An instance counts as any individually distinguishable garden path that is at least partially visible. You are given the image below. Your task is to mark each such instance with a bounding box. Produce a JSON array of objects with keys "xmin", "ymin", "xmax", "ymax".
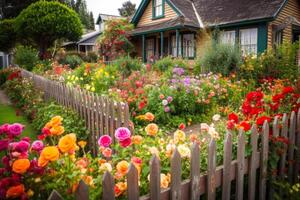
[{"xmin": 0, "ymin": 90, "xmax": 11, "ymax": 105}]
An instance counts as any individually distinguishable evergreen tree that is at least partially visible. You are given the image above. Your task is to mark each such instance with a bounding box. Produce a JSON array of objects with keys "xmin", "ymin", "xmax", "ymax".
[
  {"xmin": 89, "ymin": 12, "xmax": 95, "ymax": 30},
  {"xmin": 118, "ymin": 1, "xmax": 136, "ymax": 17}
]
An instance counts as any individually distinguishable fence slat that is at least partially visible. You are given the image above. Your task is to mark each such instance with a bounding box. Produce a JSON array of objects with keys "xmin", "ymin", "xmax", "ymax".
[
  {"xmin": 150, "ymin": 155, "xmax": 160, "ymax": 200},
  {"xmin": 102, "ymin": 171, "xmax": 115, "ymax": 200},
  {"xmin": 127, "ymin": 164, "xmax": 139, "ymax": 200},
  {"xmin": 248, "ymin": 125, "xmax": 258, "ymax": 200},
  {"xmin": 259, "ymin": 121, "xmax": 269, "ymax": 200},
  {"xmin": 171, "ymin": 148, "xmax": 182, "ymax": 200},
  {"xmin": 47, "ymin": 190, "xmax": 63, "ymax": 200},
  {"xmin": 236, "ymin": 129, "xmax": 245, "ymax": 200},
  {"xmin": 279, "ymin": 114, "xmax": 288, "ymax": 178},
  {"xmin": 75, "ymin": 180, "xmax": 89, "ymax": 200},
  {"xmin": 222, "ymin": 131, "xmax": 232, "ymax": 200},
  {"xmin": 294, "ymin": 109, "xmax": 300, "ymax": 183},
  {"xmin": 191, "ymin": 142, "xmax": 200, "ymax": 200},
  {"xmin": 288, "ymin": 111, "xmax": 296, "ymax": 183},
  {"xmin": 207, "ymin": 138, "xmax": 216, "ymax": 200}
]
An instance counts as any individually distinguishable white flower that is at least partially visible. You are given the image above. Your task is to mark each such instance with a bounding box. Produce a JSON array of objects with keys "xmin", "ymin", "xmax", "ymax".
[
  {"xmin": 99, "ymin": 163, "xmax": 112, "ymax": 172},
  {"xmin": 177, "ymin": 144, "xmax": 191, "ymax": 158},
  {"xmin": 162, "ymin": 99, "xmax": 168, "ymax": 106},
  {"xmin": 200, "ymin": 123, "xmax": 209, "ymax": 132},
  {"xmin": 212, "ymin": 114, "xmax": 221, "ymax": 122}
]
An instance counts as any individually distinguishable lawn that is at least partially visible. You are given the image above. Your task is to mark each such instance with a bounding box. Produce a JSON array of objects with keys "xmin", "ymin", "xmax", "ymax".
[{"xmin": 0, "ymin": 103, "xmax": 37, "ymax": 139}]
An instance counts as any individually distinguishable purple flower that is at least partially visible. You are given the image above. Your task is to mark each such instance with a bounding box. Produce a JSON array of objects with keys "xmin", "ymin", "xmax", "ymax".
[
  {"xmin": 173, "ymin": 67, "xmax": 185, "ymax": 76},
  {"xmin": 162, "ymin": 99, "xmax": 168, "ymax": 106},
  {"xmin": 115, "ymin": 127, "xmax": 131, "ymax": 142},
  {"xmin": 15, "ymin": 141, "xmax": 30, "ymax": 153},
  {"xmin": 164, "ymin": 106, "xmax": 170, "ymax": 113},
  {"xmin": 167, "ymin": 96, "xmax": 173, "ymax": 103},
  {"xmin": 98, "ymin": 135, "xmax": 112, "ymax": 147},
  {"xmin": 183, "ymin": 77, "xmax": 191, "ymax": 86},
  {"xmin": 8, "ymin": 123, "xmax": 24, "ymax": 137},
  {"xmin": 0, "ymin": 140, "xmax": 9, "ymax": 151},
  {"xmin": 31, "ymin": 140, "xmax": 44, "ymax": 152}
]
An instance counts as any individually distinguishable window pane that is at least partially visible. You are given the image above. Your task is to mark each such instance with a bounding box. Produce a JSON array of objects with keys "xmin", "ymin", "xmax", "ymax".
[
  {"xmin": 183, "ymin": 34, "xmax": 195, "ymax": 58},
  {"xmin": 240, "ymin": 28, "xmax": 258, "ymax": 55},
  {"xmin": 220, "ymin": 31, "xmax": 236, "ymax": 45}
]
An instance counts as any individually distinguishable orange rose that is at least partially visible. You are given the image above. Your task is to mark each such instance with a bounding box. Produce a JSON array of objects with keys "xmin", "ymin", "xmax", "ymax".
[
  {"xmin": 38, "ymin": 156, "xmax": 49, "ymax": 167},
  {"xmin": 102, "ymin": 148, "xmax": 112, "ymax": 158},
  {"xmin": 145, "ymin": 112, "xmax": 155, "ymax": 121},
  {"xmin": 50, "ymin": 126, "xmax": 65, "ymax": 136},
  {"xmin": 58, "ymin": 133, "xmax": 77, "ymax": 153},
  {"xmin": 115, "ymin": 182, "xmax": 127, "ymax": 197},
  {"xmin": 38, "ymin": 146, "xmax": 60, "ymax": 167},
  {"xmin": 12, "ymin": 159, "xmax": 30, "ymax": 174},
  {"xmin": 145, "ymin": 123, "xmax": 159, "ymax": 136},
  {"xmin": 131, "ymin": 135, "xmax": 143, "ymax": 145},
  {"xmin": 50, "ymin": 116, "xmax": 63, "ymax": 127},
  {"xmin": 6, "ymin": 184, "xmax": 25, "ymax": 198},
  {"xmin": 116, "ymin": 161, "xmax": 129, "ymax": 175}
]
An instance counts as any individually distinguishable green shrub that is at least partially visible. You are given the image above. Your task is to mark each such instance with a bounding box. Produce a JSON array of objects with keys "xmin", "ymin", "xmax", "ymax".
[
  {"xmin": 153, "ymin": 57, "xmax": 189, "ymax": 72},
  {"xmin": 114, "ymin": 56, "xmax": 141, "ymax": 77},
  {"xmin": 32, "ymin": 60, "xmax": 52, "ymax": 74},
  {"xmin": 60, "ymin": 55, "xmax": 83, "ymax": 69},
  {"xmin": 82, "ymin": 52, "xmax": 98, "ymax": 63},
  {"xmin": 14, "ymin": 45, "xmax": 38, "ymax": 71},
  {"xmin": 0, "ymin": 68, "xmax": 15, "ymax": 86},
  {"xmin": 195, "ymin": 42, "xmax": 242, "ymax": 76},
  {"xmin": 0, "ymin": 19, "xmax": 17, "ymax": 53}
]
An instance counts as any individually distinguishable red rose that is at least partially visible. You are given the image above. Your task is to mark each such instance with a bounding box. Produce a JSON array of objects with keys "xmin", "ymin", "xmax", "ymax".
[
  {"xmin": 239, "ymin": 121, "xmax": 251, "ymax": 131},
  {"xmin": 272, "ymin": 94, "xmax": 284, "ymax": 102},
  {"xmin": 256, "ymin": 116, "xmax": 271, "ymax": 126},
  {"xmin": 119, "ymin": 137, "xmax": 131, "ymax": 148},
  {"xmin": 228, "ymin": 113, "xmax": 239, "ymax": 124},
  {"xmin": 246, "ymin": 91, "xmax": 263, "ymax": 102},
  {"xmin": 178, "ymin": 123, "xmax": 185, "ymax": 130},
  {"xmin": 227, "ymin": 121, "xmax": 235, "ymax": 130},
  {"xmin": 282, "ymin": 86, "xmax": 294, "ymax": 95},
  {"xmin": 138, "ymin": 101, "xmax": 146, "ymax": 110}
]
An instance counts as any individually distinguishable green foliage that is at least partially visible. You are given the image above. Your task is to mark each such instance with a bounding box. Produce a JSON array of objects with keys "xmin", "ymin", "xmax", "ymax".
[
  {"xmin": 14, "ymin": 45, "xmax": 39, "ymax": 71},
  {"xmin": 97, "ymin": 19, "xmax": 134, "ymax": 59},
  {"xmin": 32, "ymin": 59, "xmax": 52, "ymax": 74},
  {"xmin": 82, "ymin": 52, "xmax": 98, "ymax": 63},
  {"xmin": 0, "ymin": 68, "xmax": 15, "ymax": 86},
  {"xmin": 240, "ymin": 42, "xmax": 300, "ymax": 80},
  {"xmin": 60, "ymin": 55, "xmax": 83, "ymax": 69},
  {"xmin": 118, "ymin": 1, "xmax": 136, "ymax": 17},
  {"xmin": 15, "ymin": 1, "xmax": 83, "ymax": 59},
  {"xmin": 153, "ymin": 57, "xmax": 190, "ymax": 72},
  {"xmin": 0, "ymin": 19, "xmax": 17, "ymax": 53},
  {"xmin": 195, "ymin": 42, "xmax": 242, "ymax": 76},
  {"xmin": 114, "ymin": 56, "xmax": 141, "ymax": 77}
]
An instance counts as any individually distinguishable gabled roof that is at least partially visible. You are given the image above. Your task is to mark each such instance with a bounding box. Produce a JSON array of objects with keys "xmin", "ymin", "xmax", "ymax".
[
  {"xmin": 96, "ymin": 13, "xmax": 123, "ymax": 25},
  {"xmin": 131, "ymin": 0, "xmax": 288, "ymax": 28},
  {"xmin": 77, "ymin": 31, "xmax": 101, "ymax": 44}
]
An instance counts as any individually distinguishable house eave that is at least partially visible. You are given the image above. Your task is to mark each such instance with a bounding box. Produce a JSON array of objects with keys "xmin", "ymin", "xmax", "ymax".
[{"xmin": 208, "ymin": 17, "xmax": 274, "ymax": 28}]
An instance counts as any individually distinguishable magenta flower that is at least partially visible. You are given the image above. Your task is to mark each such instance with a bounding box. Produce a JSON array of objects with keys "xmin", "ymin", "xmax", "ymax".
[
  {"xmin": 31, "ymin": 140, "xmax": 44, "ymax": 152},
  {"xmin": 115, "ymin": 127, "xmax": 131, "ymax": 141},
  {"xmin": 119, "ymin": 137, "xmax": 131, "ymax": 148},
  {"xmin": 167, "ymin": 96, "xmax": 173, "ymax": 103},
  {"xmin": 21, "ymin": 137, "xmax": 31, "ymax": 143},
  {"xmin": 0, "ymin": 124, "xmax": 9, "ymax": 134},
  {"xmin": 98, "ymin": 135, "xmax": 112, "ymax": 147},
  {"xmin": 8, "ymin": 123, "xmax": 24, "ymax": 137},
  {"xmin": 15, "ymin": 141, "xmax": 30, "ymax": 153},
  {"xmin": 164, "ymin": 106, "xmax": 170, "ymax": 113},
  {"xmin": 0, "ymin": 140, "xmax": 9, "ymax": 151}
]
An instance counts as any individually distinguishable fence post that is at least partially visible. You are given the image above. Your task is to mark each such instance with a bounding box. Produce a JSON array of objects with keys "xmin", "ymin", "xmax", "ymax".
[
  {"xmin": 279, "ymin": 114, "xmax": 289, "ymax": 179},
  {"xmin": 127, "ymin": 164, "xmax": 139, "ymax": 200},
  {"xmin": 294, "ymin": 109, "xmax": 300, "ymax": 183},
  {"xmin": 75, "ymin": 180, "xmax": 89, "ymax": 200},
  {"xmin": 171, "ymin": 148, "xmax": 182, "ymax": 200},
  {"xmin": 47, "ymin": 190, "xmax": 63, "ymax": 200},
  {"xmin": 236, "ymin": 129, "xmax": 245, "ymax": 200},
  {"xmin": 191, "ymin": 142, "xmax": 200, "ymax": 200},
  {"xmin": 150, "ymin": 155, "xmax": 160, "ymax": 200},
  {"xmin": 288, "ymin": 111, "xmax": 296, "ymax": 183},
  {"xmin": 207, "ymin": 138, "xmax": 216, "ymax": 200},
  {"xmin": 248, "ymin": 125, "xmax": 258, "ymax": 200},
  {"xmin": 259, "ymin": 121, "xmax": 269, "ymax": 200},
  {"xmin": 102, "ymin": 171, "xmax": 115, "ymax": 200},
  {"xmin": 222, "ymin": 131, "xmax": 232, "ymax": 200}
]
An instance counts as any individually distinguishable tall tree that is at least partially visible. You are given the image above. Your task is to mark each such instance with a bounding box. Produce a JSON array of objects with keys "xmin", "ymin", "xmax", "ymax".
[
  {"xmin": 89, "ymin": 12, "xmax": 95, "ymax": 30},
  {"xmin": 118, "ymin": 1, "xmax": 136, "ymax": 17},
  {"xmin": 15, "ymin": 1, "xmax": 83, "ymax": 59}
]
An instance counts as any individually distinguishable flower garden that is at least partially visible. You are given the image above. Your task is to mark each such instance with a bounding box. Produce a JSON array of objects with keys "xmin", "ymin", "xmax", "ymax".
[{"xmin": 0, "ymin": 51, "xmax": 300, "ymax": 199}]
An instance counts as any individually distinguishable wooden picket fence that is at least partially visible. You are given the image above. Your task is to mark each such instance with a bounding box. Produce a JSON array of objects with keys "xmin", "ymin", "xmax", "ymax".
[
  {"xmin": 19, "ymin": 69, "xmax": 130, "ymax": 155},
  {"xmin": 45, "ymin": 110, "xmax": 300, "ymax": 200}
]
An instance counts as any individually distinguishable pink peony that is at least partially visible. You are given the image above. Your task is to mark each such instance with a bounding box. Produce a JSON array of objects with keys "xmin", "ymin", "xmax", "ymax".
[
  {"xmin": 119, "ymin": 137, "xmax": 131, "ymax": 148},
  {"xmin": 115, "ymin": 127, "xmax": 131, "ymax": 142},
  {"xmin": 8, "ymin": 123, "xmax": 24, "ymax": 137},
  {"xmin": 0, "ymin": 124, "xmax": 9, "ymax": 134},
  {"xmin": 0, "ymin": 140, "xmax": 9, "ymax": 151},
  {"xmin": 21, "ymin": 137, "xmax": 30, "ymax": 143},
  {"xmin": 98, "ymin": 135, "xmax": 112, "ymax": 147},
  {"xmin": 31, "ymin": 140, "xmax": 44, "ymax": 152},
  {"xmin": 15, "ymin": 141, "xmax": 30, "ymax": 153}
]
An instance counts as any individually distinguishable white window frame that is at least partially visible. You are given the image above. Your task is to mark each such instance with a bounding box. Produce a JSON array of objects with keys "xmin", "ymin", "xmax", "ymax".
[
  {"xmin": 146, "ymin": 38, "xmax": 155, "ymax": 60},
  {"xmin": 171, "ymin": 35, "xmax": 182, "ymax": 57},
  {"xmin": 220, "ymin": 30, "xmax": 236, "ymax": 46},
  {"xmin": 153, "ymin": 0, "xmax": 163, "ymax": 18},
  {"xmin": 182, "ymin": 34, "xmax": 195, "ymax": 58},
  {"xmin": 239, "ymin": 28, "xmax": 258, "ymax": 55}
]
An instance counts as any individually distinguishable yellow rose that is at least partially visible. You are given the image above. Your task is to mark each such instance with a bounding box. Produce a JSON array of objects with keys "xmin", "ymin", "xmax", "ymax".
[
  {"xmin": 50, "ymin": 126, "xmax": 65, "ymax": 136},
  {"xmin": 116, "ymin": 160, "xmax": 129, "ymax": 175},
  {"xmin": 173, "ymin": 130, "xmax": 186, "ymax": 143},
  {"xmin": 38, "ymin": 146, "xmax": 60, "ymax": 167},
  {"xmin": 50, "ymin": 116, "xmax": 63, "ymax": 127},
  {"xmin": 145, "ymin": 123, "xmax": 159, "ymax": 136},
  {"xmin": 58, "ymin": 133, "xmax": 77, "ymax": 153},
  {"xmin": 131, "ymin": 135, "xmax": 143, "ymax": 145},
  {"xmin": 78, "ymin": 141, "xmax": 87, "ymax": 149}
]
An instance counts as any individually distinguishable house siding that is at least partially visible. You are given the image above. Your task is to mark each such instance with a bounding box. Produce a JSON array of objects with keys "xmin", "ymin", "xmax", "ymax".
[
  {"xmin": 267, "ymin": 0, "xmax": 300, "ymax": 49},
  {"xmin": 137, "ymin": 0, "xmax": 178, "ymax": 27}
]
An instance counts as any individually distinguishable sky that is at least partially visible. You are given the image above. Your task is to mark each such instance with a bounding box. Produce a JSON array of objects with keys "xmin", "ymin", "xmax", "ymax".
[{"xmin": 86, "ymin": 0, "xmax": 142, "ymax": 20}]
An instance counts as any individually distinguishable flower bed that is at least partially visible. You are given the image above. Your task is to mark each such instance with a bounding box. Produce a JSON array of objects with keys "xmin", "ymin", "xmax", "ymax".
[{"xmin": 0, "ymin": 78, "xmax": 299, "ymax": 199}]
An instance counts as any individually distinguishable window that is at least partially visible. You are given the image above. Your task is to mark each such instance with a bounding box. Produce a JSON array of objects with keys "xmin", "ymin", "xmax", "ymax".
[
  {"xmin": 240, "ymin": 28, "xmax": 258, "ymax": 55},
  {"xmin": 153, "ymin": 0, "xmax": 164, "ymax": 18},
  {"xmin": 220, "ymin": 31, "xmax": 236, "ymax": 45},
  {"xmin": 274, "ymin": 30, "xmax": 283, "ymax": 47},
  {"xmin": 171, "ymin": 35, "xmax": 182, "ymax": 57},
  {"xmin": 146, "ymin": 39, "xmax": 155, "ymax": 60},
  {"xmin": 183, "ymin": 34, "xmax": 195, "ymax": 58}
]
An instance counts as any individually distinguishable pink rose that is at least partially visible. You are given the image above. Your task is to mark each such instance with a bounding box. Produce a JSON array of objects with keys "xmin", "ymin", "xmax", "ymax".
[
  {"xmin": 119, "ymin": 137, "xmax": 131, "ymax": 148},
  {"xmin": 21, "ymin": 137, "xmax": 31, "ymax": 143},
  {"xmin": 115, "ymin": 127, "xmax": 131, "ymax": 141},
  {"xmin": 31, "ymin": 140, "xmax": 44, "ymax": 152},
  {"xmin": 0, "ymin": 140, "xmax": 9, "ymax": 151},
  {"xmin": 98, "ymin": 135, "xmax": 112, "ymax": 147},
  {"xmin": 0, "ymin": 124, "xmax": 9, "ymax": 134},
  {"xmin": 8, "ymin": 123, "xmax": 24, "ymax": 137},
  {"xmin": 15, "ymin": 141, "xmax": 30, "ymax": 153}
]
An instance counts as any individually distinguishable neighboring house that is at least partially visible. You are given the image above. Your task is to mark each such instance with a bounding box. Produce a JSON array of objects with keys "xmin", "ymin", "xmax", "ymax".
[
  {"xmin": 130, "ymin": 0, "xmax": 300, "ymax": 62},
  {"xmin": 63, "ymin": 14, "xmax": 123, "ymax": 54},
  {"xmin": 0, "ymin": 52, "xmax": 11, "ymax": 68}
]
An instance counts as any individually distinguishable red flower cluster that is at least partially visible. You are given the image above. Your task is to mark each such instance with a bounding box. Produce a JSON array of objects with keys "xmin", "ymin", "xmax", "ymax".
[{"xmin": 242, "ymin": 91, "xmax": 264, "ymax": 118}]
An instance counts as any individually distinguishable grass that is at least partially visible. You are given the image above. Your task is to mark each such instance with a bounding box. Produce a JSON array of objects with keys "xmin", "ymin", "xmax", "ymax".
[{"xmin": 0, "ymin": 103, "xmax": 37, "ymax": 139}]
